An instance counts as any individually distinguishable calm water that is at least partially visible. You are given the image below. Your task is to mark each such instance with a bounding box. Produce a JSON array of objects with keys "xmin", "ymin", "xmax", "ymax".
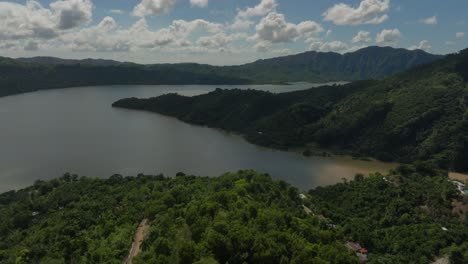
[{"xmin": 0, "ymin": 83, "xmax": 396, "ymax": 193}]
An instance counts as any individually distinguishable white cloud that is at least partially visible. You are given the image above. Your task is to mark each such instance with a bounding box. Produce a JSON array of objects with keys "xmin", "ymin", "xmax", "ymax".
[
  {"xmin": 133, "ymin": 0, "xmax": 176, "ymax": 17},
  {"xmin": 237, "ymin": 0, "xmax": 277, "ymax": 18},
  {"xmin": 0, "ymin": 1, "xmax": 56, "ymax": 40},
  {"xmin": 63, "ymin": 16, "xmax": 130, "ymax": 52},
  {"xmin": 309, "ymin": 41, "xmax": 348, "ymax": 52},
  {"xmin": 60, "ymin": 16, "xmax": 226, "ymax": 53},
  {"xmin": 169, "ymin": 19, "xmax": 223, "ymax": 37},
  {"xmin": 456, "ymin": 32, "xmax": 465, "ymax": 38},
  {"xmin": 0, "ymin": 0, "xmax": 93, "ymax": 41},
  {"xmin": 50, "ymin": 0, "xmax": 93, "ymax": 30},
  {"xmin": 197, "ymin": 33, "xmax": 245, "ymax": 48},
  {"xmin": 297, "ymin": 21, "xmax": 324, "ymax": 37},
  {"xmin": 323, "ymin": 0, "xmax": 389, "ymax": 25},
  {"xmin": 352, "ymin": 31, "xmax": 371, "ymax": 43},
  {"xmin": 231, "ymin": 0, "xmax": 278, "ymax": 31},
  {"xmin": 231, "ymin": 18, "xmax": 253, "ymax": 30},
  {"xmin": 420, "ymin": 15, "xmax": 437, "ymax": 25},
  {"xmin": 255, "ymin": 12, "xmax": 322, "ymax": 43},
  {"xmin": 190, "ymin": 0, "xmax": 208, "ymax": 8},
  {"xmin": 376, "ymin": 28, "xmax": 401, "ymax": 44},
  {"xmin": 409, "ymin": 40, "xmax": 431, "ymax": 51}
]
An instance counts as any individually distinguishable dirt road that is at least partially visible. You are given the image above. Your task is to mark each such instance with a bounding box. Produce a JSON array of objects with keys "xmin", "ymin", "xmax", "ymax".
[{"xmin": 124, "ymin": 219, "xmax": 150, "ymax": 264}]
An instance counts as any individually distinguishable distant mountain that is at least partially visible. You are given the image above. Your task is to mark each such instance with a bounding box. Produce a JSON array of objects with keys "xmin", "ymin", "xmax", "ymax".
[
  {"xmin": 215, "ymin": 46, "xmax": 443, "ymax": 83},
  {"xmin": 113, "ymin": 48, "xmax": 468, "ymax": 172},
  {"xmin": 0, "ymin": 46, "xmax": 442, "ymax": 97},
  {"xmin": 16, "ymin": 57, "xmax": 129, "ymax": 66}
]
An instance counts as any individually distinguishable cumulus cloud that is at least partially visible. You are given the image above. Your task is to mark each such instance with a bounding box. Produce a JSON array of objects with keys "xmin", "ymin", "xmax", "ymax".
[
  {"xmin": 309, "ymin": 41, "xmax": 348, "ymax": 52},
  {"xmin": 60, "ymin": 16, "xmax": 226, "ymax": 53},
  {"xmin": 63, "ymin": 16, "xmax": 130, "ymax": 52},
  {"xmin": 0, "ymin": 0, "xmax": 94, "ymax": 42},
  {"xmin": 376, "ymin": 28, "xmax": 401, "ymax": 44},
  {"xmin": 409, "ymin": 40, "xmax": 431, "ymax": 51},
  {"xmin": 197, "ymin": 33, "xmax": 245, "ymax": 48},
  {"xmin": 190, "ymin": 0, "xmax": 208, "ymax": 8},
  {"xmin": 323, "ymin": 0, "xmax": 389, "ymax": 25},
  {"xmin": 456, "ymin": 32, "xmax": 465, "ymax": 38},
  {"xmin": 170, "ymin": 19, "xmax": 223, "ymax": 36},
  {"xmin": 133, "ymin": 0, "xmax": 176, "ymax": 17},
  {"xmin": 0, "ymin": 1, "xmax": 56, "ymax": 40},
  {"xmin": 237, "ymin": 0, "xmax": 277, "ymax": 18},
  {"xmin": 232, "ymin": 0, "xmax": 277, "ymax": 30},
  {"xmin": 352, "ymin": 31, "xmax": 372, "ymax": 43},
  {"xmin": 50, "ymin": 0, "xmax": 93, "ymax": 30},
  {"xmin": 255, "ymin": 12, "xmax": 323, "ymax": 43},
  {"xmin": 420, "ymin": 15, "xmax": 437, "ymax": 25}
]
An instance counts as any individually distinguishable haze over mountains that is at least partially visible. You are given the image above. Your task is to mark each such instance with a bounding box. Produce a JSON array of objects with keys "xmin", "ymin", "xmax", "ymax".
[{"xmin": 0, "ymin": 46, "xmax": 441, "ymax": 97}]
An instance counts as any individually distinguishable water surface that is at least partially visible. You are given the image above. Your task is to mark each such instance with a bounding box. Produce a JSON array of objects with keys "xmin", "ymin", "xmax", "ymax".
[{"xmin": 0, "ymin": 83, "xmax": 396, "ymax": 192}]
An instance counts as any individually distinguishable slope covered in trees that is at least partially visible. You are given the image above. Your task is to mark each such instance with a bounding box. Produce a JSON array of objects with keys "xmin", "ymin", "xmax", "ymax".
[
  {"xmin": 1, "ymin": 166, "xmax": 466, "ymax": 263},
  {"xmin": 0, "ymin": 60, "xmax": 250, "ymax": 97},
  {"xmin": 0, "ymin": 46, "xmax": 441, "ymax": 97},
  {"xmin": 0, "ymin": 171, "xmax": 357, "ymax": 264},
  {"xmin": 113, "ymin": 48, "xmax": 468, "ymax": 172},
  {"xmin": 310, "ymin": 163, "xmax": 468, "ymax": 263}
]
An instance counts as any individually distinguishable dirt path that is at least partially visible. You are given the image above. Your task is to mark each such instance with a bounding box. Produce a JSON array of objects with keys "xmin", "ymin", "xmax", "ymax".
[{"xmin": 124, "ymin": 219, "xmax": 150, "ymax": 264}]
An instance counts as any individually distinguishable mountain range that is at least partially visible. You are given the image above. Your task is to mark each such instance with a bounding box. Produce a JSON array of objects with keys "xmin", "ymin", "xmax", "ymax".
[{"xmin": 0, "ymin": 46, "xmax": 441, "ymax": 97}]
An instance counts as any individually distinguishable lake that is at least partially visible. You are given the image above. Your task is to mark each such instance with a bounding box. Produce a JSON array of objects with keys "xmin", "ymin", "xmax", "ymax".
[{"xmin": 0, "ymin": 83, "xmax": 397, "ymax": 193}]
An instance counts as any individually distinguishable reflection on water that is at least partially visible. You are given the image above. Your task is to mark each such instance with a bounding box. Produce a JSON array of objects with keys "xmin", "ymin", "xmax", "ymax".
[{"xmin": 0, "ymin": 83, "xmax": 395, "ymax": 193}]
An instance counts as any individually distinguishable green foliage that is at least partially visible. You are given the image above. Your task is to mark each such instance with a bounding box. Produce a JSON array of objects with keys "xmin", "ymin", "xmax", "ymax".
[
  {"xmin": 0, "ymin": 171, "xmax": 356, "ymax": 263},
  {"xmin": 309, "ymin": 165, "xmax": 468, "ymax": 264}
]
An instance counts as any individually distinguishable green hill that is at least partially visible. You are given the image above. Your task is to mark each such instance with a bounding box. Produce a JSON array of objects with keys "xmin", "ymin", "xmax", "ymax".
[
  {"xmin": 1, "ymin": 166, "xmax": 466, "ymax": 263},
  {"xmin": 113, "ymin": 48, "xmax": 468, "ymax": 172},
  {"xmin": 0, "ymin": 171, "xmax": 358, "ymax": 264},
  {"xmin": 0, "ymin": 46, "xmax": 441, "ymax": 97}
]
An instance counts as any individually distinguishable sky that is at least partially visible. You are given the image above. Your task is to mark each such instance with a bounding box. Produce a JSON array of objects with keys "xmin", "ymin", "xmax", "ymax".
[{"xmin": 0, "ymin": 0, "xmax": 467, "ymax": 65}]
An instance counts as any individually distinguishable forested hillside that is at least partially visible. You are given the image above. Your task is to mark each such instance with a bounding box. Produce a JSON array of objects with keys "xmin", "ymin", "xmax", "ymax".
[
  {"xmin": 0, "ymin": 59, "xmax": 249, "ymax": 97},
  {"xmin": 1, "ymin": 166, "xmax": 466, "ymax": 263},
  {"xmin": 0, "ymin": 171, "xmax": 357, "ymax": 264},
  {"xmin": 113, "ymin": 48, "xmax": 468, "ymax": 172},
  {"xmin": 0, "ymin": 46, "xmax": 440, "ymax": 97},
  {"xmin": 311, "ymin": 163, "xmax": 468, "ymax": 263}
]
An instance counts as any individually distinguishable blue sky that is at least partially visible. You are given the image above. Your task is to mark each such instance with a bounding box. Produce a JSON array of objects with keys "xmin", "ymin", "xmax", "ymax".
[{"xmin": 0, "ymin": 0, "xmax": 466, "ymax": 64}]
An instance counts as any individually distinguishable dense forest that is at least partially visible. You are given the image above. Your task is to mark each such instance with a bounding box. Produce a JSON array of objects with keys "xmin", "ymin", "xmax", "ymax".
[
  {"xmin": 0, "ymin": 171, "xmax": 358, "ymax": 264},
  {"xmin": 113, "ymin": 48, "xmax": 468, "ymax": 172},
  {"xmin": 310, "ymin": 163, "xmax": 468, "ymax": 263},
  {"xmin": 0, "ymin": 46, "xmax": 440, "ymax": 97},
  {"xmin": 0, "ymin": 166, "xmax": 466, "ymax": 263}
]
